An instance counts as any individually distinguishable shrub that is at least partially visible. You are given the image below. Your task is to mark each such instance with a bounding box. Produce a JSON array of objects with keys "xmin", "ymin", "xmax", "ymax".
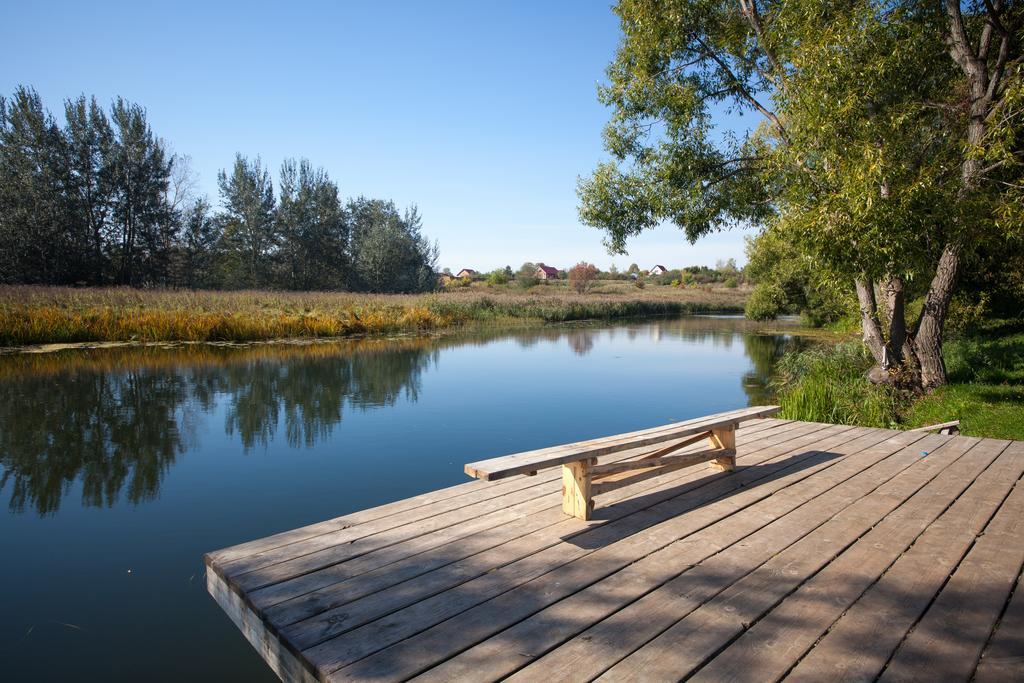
[
  {"xmin": 516, "ymin": 263, "xmax": 539, "ymax": 288},
  {"xmin": 745, "ymin": 282, "xmax": 788, "ymax": 321},
  {"xmin": 486, "ymin": 269, "xmax": 510, "ymax": 286},
  {"xmin": 724, "ymin": 276, "xmax": 739, "ymax": 288},
  {"xmin": 568, "ymin": 262, "xmax": 599, "ymax": 293}
]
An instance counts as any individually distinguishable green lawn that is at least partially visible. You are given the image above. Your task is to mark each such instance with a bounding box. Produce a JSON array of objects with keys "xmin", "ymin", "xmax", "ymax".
[{"xmin": 903, "ymin": 320, "xmax": 1024, "ymax": 440}]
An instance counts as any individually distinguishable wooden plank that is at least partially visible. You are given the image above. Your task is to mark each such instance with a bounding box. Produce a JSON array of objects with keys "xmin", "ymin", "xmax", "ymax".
[
  {"xmin": 593, "ymin": 435, "xmax": 1003, "ymax": 682},
  {"xmin": 239, "ymin": 419, "xmax": 800, "ymax": 615},
  {"xmin": 224, "ymin": 420, "xmax": 798, "ymax": 596},
  {"xmin": 206, "ymin": 567, "xmax": 317, "ymax": 683},
  {"xmin": 213, "ymin": 417, "xmax": 789, "ymax": 581},
  {"xmin": 975, "ymin": 567, "xmax": 1024, "ymax": 683},
  {"xmin": 311, "ymin": 428, "xmax": 900, "ymax": 679},
  {"xmin": 252, "ymin": 422, "xmax": 826, "ymax": 625},
  {"xmin": 259, "ymin": 426, "xmax": 795, "ymax": 623},
  {"xmin": 282, "ymin": 422, "xmax": 853, "ymax": 656},
  {"xmin": 419, "ymin": 432, "xmax": 957, "ymax": 683},
  {"xmin": 463, "ymin": 407, "xmax": 756, "ymax": 481},
  {"xmin": 209, "ymin": 415, "xmax": 787, "ymax": 570},
  {"xmin": 908, "ymin": 419, "xmax": 960, "ymax": 433},
  {"xmin": 682, "ymin": 436, "xmax": 1015, "ymax": 683},
  {"xmin": 588, "ymin": 445, "xmax": 719, "ymax": 478},
  {"xmin": 463, "ymin": 406, "xmax": 780, "ymax": 481},
  {"xmin": 462, "ymin": 406, "xmax": 766, "ymax": 480},
  {"xmin": 877, "ymin": 468, "xmax": 1024, "ymax": 682},
  {"xmin": 777, "ymin": 440, "xmax": 1023, "ymax": 683}
]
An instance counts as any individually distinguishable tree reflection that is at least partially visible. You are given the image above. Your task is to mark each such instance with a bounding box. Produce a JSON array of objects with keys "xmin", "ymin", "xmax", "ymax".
[
  {"xmin": 0, "ymin": 367, "xmax": 190, "ymax": 514},
  {"xmin": 0, "ymin": 340, "xmax": 435, "ymax": 515},
  {"xmin": 0, "ymin": 319, "xmax": 812, "ymax": 516},
  {"xmin": 741, "ymin": 333, "xmax": 808, "ymax": 405},
  {"xmin": 566, "ymin": 330, "xmax": 597, "ymax": 357}
]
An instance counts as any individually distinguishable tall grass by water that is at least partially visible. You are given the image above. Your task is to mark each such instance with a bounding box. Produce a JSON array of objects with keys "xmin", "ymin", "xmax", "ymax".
[
  {"xmin": 0, "ymin": 285, "xmax": 748, "ymax": 346},
  {"xmin": 774, "ymin": 342, "xmax": 903, "ymax": 428},
  {"xmin": 774, "ymin": 321, "xmax": 1024, "ymax": 439}
]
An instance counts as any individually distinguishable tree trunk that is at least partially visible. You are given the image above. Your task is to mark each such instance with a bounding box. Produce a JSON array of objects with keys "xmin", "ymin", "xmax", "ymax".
[
  {"xmin": 913, "ymin": 241, "xmax": 961, "ymax": 390},
  {"xmin": 855, "ymin": 278, "xmax": 889, "ymax": 377}
]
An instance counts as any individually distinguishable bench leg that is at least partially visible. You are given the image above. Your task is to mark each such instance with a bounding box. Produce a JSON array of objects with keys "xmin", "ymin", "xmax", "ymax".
[
  {"xmin": 562, "ymin": 459, "xmax": 594, "ymax": 520},
  {"xmin": 709, "ymin": 426, "xmax": 737, "ymax": 472}
]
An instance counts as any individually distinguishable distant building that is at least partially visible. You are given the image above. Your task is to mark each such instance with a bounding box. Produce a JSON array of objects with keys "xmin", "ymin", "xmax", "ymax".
[
  {"xmin": 535, "ymin": 264, "xmax": 559, "ymax": 280},
  {"xmin": 436, "ymin": 272, "xmax": 456, "ymax": 286},
  {"xmin": 649, "ymin": 264, "xmax": 669, "ymax": 276},
  {"xmin": 456, "ymin": 269, "xmax": 478, "ymax": 279}
]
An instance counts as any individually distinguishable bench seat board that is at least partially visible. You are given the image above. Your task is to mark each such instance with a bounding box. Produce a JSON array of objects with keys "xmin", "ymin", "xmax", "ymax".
[{"xmin": 464, "ymin": 405, "xmax": 780, "ymax": 481}]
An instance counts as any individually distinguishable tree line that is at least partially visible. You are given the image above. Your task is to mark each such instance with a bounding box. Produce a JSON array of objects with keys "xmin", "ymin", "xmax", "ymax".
[{"xmin": 0, "ymin": 86, "xmax": 437, "ymax": 292}]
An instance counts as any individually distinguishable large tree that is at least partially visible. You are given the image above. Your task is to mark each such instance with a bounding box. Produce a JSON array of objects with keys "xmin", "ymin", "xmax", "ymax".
[
  {"xmin": 63, "ymin": 95, "xmax": 115, "ymax": 282},
  {"xmin": 108, "ymin": 98, "xmax": 174, "ymax": 286},
  {"xmin": 579, "ymin": 1, "xmax": 1022, "ymax": 390},
  {"xmin": 217, "ymin": 154, "xmax": 277, "ymax": 288},
  {"xmin": 277, "ymin": 158, "xmax": 348, "ymax": 290},
  {"xmin": 348, "ymin": 198, "xmax": 437, "ymax": 293},
  {"xmin": 0, "ymin": 87, "xmax": 75, "ymax": 283}
]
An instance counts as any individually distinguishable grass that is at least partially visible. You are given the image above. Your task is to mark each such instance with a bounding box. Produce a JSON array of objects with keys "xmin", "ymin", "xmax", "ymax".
[
  {"xmin": 0, "ymin": 283, "xmax": 749, "ymax": 346},
  {"xmin": 902, "ymin": 319, "xmax": 1024, "ymax": 440},
  {"xmin": 773, "ymin": 342, "xmax": 904, "ymax": 428},
  {"xmin": 774, "ymin": 319, "xmax": 1024, "ymax": 440}
]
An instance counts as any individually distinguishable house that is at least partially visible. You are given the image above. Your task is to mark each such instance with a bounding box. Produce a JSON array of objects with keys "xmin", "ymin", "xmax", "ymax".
[
  {"xmin": 649, "ymin": 264, "xmax": 669, "ymax": 276},
  {"xmin": 535, "ymin": 264, "xmax": 559, "ymax": 280},
  {"xmin": 436, "ymin": 272, "xmax": 456, "ymax": 286},
  {"xmin": 456, "ymin": 268, "xmax": 478, "ymax": 279}
]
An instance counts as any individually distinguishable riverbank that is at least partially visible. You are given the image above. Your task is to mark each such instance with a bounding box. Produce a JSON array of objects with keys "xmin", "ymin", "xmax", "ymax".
[
  {"xmin": 0, "ymin": 284, "xmax": 748, "ymax": 346},
  {"xmin": 775, "ymin": 319, "xmax": 1024, "ymax": 439}
]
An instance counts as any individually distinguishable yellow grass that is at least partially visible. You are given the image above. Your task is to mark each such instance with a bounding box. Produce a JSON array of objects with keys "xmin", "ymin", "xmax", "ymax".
[{"xmin": 0, "ymin": 283, "xmax": 749, "ymax": 346}]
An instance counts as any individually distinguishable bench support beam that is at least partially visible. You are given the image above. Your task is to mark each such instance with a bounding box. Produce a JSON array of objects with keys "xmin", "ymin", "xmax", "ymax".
[
  {"xmin": 559, "ymin": 426, "xmax": 739, "ymax": 520},
  {"xmin": 562, "ymin": 458, "xmax": 595, "ymax": 520},
  {"xmin": 709, "ymin": 425, "xmax": 737, "ymax": 472}
]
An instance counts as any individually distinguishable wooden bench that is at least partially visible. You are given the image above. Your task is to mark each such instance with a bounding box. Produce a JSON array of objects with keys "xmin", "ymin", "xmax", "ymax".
[{"xmin": 464, "ymin": 405, "xmax": 781, "ymax": 520}]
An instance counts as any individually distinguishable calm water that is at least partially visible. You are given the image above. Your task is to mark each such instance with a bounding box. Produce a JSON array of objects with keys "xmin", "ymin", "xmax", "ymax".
[{"xmin": 0, "ymin": 316, "xmax": 807, "ymax": 681}]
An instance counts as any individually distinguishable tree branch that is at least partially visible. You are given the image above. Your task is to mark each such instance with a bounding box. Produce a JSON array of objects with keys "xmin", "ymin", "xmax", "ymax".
[
  {"xmin": 739, "ymin": 0, "xmax": 788, "ymax": 92},
  {"xmin": 693, "ymin": 34, "xmax": 788, "ymax": 142}
]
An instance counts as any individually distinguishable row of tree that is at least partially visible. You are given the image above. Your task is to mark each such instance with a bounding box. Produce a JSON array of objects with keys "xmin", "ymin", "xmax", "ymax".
[{"xmin": 0, "ymin": 86, "xmax": 437, "ymax": 292}]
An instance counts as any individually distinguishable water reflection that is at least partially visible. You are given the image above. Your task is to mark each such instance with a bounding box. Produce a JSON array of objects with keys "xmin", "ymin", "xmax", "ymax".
[
  {"xmin": 0, "ymin": 318, "xmax": 808, "ymax": 516},
  {"xmin": 0, "ymin": 340, "xmax": 437, "ymax": 514}
]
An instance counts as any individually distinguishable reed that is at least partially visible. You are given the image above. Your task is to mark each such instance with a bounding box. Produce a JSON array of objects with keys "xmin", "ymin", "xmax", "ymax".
[{"xmin": 0, "ymin": 284, "xmax": 747, "ymax": 345}]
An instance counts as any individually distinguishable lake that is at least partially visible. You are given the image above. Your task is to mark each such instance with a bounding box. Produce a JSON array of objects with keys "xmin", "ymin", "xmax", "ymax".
[{"xmin": 0, "ymin": 316, "xmax": 808, "ymax": 681}]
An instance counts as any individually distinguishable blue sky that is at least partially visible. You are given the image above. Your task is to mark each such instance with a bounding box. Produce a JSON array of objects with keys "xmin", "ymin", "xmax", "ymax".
[{"xmin": 1, "ymin": 0, "xmax": 755, "ymax": 272}]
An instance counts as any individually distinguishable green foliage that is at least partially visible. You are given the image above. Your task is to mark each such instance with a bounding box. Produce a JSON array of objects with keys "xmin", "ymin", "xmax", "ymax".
[
  {"xmin": 0, "ymin": 86, "xmax": 443, "ymax": 295},
  {"xmin": 217, "ymin": 154, "xmax": 277, "ymax": 288},
  {"xmin": 175, "ymin": 198, "xmax": 220, "ymax": 288},
  {"xmin": 277, "ymin": 158, "xmax": 348, "ymax": 290},
  {"xmin": 774, "ymin": 343, "xmax": 902, "ymax": 427},
  {"xmin": 348, "ymin": 200, "xmax": 437, "ymax": 293},
  {"xmin": 0, "ymin": 87, "xmax": 175, "ymax": 286},
  {"xmin": 486, "ymin": 268, "xmax": 510, "ymax": 286},
  {"xmin": 744, "ymin": 282, "xmax": 788, "ymax": 321},
  {"xmin": 743, "ymin": 227, "xmax": 853, "ymax": 326},
  {"xmin": 903, "ymin": 321, "xmax": 1024, "ymax": 439},
  {"xmin": 577, "ymin": 1, "xmax": 1023, "ymax": 388},
  {"xmin": 516, "ymin": 262, "xmax": 539, "ymax": 288}
]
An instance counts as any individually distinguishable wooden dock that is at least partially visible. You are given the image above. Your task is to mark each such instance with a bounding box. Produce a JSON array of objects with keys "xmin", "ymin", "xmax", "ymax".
[{"xmin": 205, "ymin": 417, "xmax": 1024, "ymax": 682}]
